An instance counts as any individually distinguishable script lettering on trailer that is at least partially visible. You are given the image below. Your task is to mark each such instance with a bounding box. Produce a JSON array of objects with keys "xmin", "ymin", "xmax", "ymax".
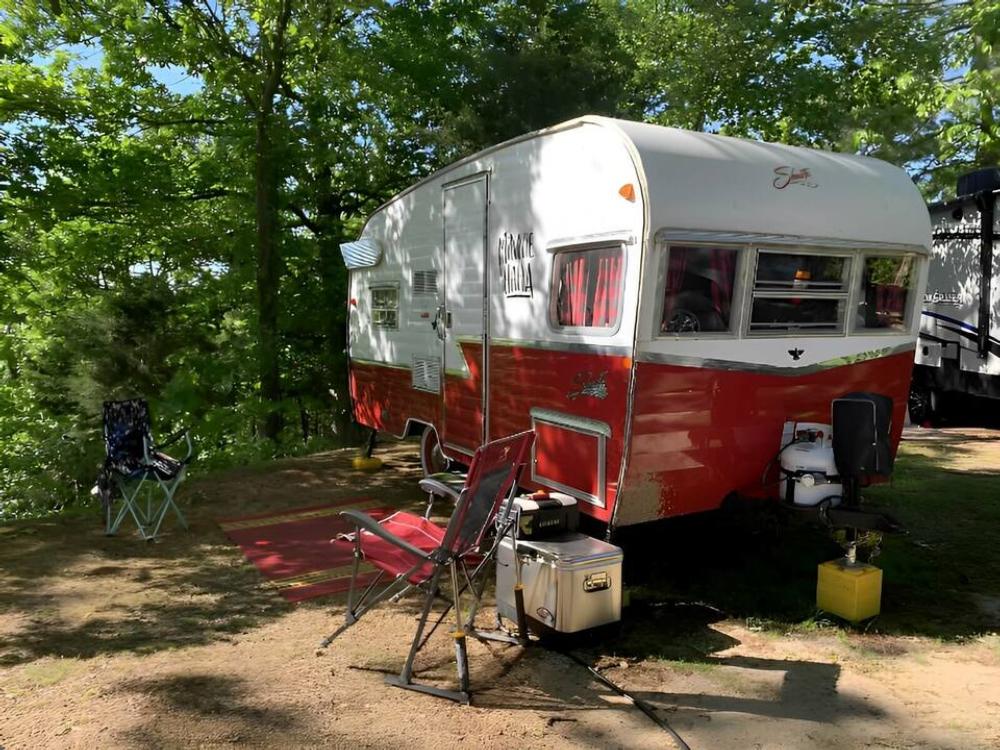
[{"xmin": 498, "ymin": 232, "xmax": 535, "ymax": 298}]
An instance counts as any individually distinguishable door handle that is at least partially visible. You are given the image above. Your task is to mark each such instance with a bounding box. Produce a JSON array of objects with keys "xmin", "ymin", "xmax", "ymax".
[{"xmin": 432, "ymin": 304, "xmax": 447, "ymax": 341}]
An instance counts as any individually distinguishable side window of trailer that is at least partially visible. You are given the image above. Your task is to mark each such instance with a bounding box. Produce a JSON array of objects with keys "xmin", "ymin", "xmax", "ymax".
[
  {"xmin": 551, "ymin": 246, "xmax": 625, "ymax": 330},
  {"xmin": 855, "ymin": 254, "xmax": 916, "ymax": 332},
  {"xmin": 660, "ymin": 246, "xmax": 739, "ymax": 335},
  {"xmin": 370, "ymin": 284, "xmax": 399, "ymax": 330},
  {"xmin": 748, "ymin": 251, "xmax": 851, "ymax": 334}
]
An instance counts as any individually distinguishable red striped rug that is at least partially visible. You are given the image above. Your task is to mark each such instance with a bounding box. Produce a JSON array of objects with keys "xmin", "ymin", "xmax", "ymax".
[{"xmin": 218, "ymin": 498, "xmax": 391, "ymax": 602}]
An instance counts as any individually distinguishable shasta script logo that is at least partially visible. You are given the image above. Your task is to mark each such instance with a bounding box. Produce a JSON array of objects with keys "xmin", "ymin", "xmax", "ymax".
[{"xmin": 772, "ymin": 166, "xmax": 818, "ymax": 190}]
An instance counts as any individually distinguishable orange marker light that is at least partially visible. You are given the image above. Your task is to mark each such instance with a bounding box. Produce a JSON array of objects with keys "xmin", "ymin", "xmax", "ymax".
[
  {"xmin": 618, "ymin": 183, "xmax": 636, "ymax": 202},
  {"xmin": 621, "ymin": 357, "xmax": 633, "ymax": 369}
]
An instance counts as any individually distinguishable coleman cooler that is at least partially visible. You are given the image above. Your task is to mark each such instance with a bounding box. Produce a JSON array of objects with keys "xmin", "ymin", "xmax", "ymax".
[
  {"xmin": 496, "ymin": 532, "xmax": 623, "ymax": 634},
  {"xmin": 500, "ymin": 491, "xmax": 579, "ymax": 539}
]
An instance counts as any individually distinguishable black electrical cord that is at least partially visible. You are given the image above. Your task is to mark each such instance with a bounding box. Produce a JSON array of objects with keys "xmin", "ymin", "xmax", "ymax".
[
  {"xmin": 560, "ymin": 649, "xmax": 691, "ymax": 750},
  {"xmin": 760, "ymin": 438, "xmax": 797, "ymax": 488}
]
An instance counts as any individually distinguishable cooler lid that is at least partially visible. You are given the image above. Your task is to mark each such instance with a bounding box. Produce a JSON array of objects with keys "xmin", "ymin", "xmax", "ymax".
[{"xmin": 517, "ymin": 532, "xmax": 622, "ymax": 564}]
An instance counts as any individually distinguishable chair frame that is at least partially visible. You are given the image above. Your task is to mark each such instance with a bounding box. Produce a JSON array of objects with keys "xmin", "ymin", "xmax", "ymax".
[
  {"xmin": 101, "ymin": 400, "xmax": 193, "ymax": 541},
  {"xmin": 320, "ymin": 431, "xmax": 533, "ymax": 704}
]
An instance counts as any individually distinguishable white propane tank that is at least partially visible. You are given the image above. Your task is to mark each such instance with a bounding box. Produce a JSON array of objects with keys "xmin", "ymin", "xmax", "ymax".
[{"xmin": 778, "ymin": 422, "xmax": 842, "ymax": 507}]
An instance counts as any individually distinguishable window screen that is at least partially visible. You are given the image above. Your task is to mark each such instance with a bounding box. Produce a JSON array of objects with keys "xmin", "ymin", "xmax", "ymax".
[
  {"xmin": 552, "ymin": 246, "xmax": 624, "ymax": 329},
  {"xmin": 856, "ymin": 255, "xmax": 915, "ymax": 331},
  {"xmin": 749, "ymin": 251, "xmax": 850, "ymax": 334},
  {"xmin": 371, "ymin": 286, "xmax": 398, "ymax": 329},
  {"xmin": 660, "ymin": 246, "xmax": 739, "ymax": 334}
]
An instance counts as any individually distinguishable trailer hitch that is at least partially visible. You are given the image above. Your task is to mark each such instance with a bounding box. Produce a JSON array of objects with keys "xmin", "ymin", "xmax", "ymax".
[{"xmin": 785, "ymin": 501, "xmax": 905, "ymax": 535}]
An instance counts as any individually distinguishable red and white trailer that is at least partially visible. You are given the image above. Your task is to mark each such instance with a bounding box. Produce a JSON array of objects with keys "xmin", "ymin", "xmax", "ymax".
[{"xmin": 341, "ymin": 116, "xmax": 931, "ymax": 529}]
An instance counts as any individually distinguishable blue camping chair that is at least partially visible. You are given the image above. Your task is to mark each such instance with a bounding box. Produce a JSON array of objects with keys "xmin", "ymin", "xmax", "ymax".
[{"xmin": 99, "ymin": 399, "xmax": 192, "ymax": 540}]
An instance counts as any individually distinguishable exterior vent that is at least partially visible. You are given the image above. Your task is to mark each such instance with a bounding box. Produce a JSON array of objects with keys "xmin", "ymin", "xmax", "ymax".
[
  {"xmin": 412, "ymin": 356, "xmax": 441, "ymax": 393},
  {"xmin": 413, "ymin": 269, "xmax": 438, "ymax": 296}
]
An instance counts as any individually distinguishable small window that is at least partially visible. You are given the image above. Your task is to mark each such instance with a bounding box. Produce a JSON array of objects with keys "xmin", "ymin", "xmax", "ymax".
[
  {"xmin": 856, "ymin": 255, "xmax": 915, "ymax": 332},
  {"xmin": 660, "ymin": 246, "xmax": 739, "ymax": 334},
  {"xmin": 552, "ymin": 246, "xmax": 624, "ymax": 329},
  {"xmin": 749, "ymin": 251, "xmax": 851, "ymax": 334},
  {"xmin": 370, "ymin": 285, "xmax": 398, "ymax": 329}
]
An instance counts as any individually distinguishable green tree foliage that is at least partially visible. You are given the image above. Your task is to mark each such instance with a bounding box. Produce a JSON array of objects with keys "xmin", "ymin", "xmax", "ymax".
[{"xmin": 0, "ymin": 0, "xmax": 995, "ymax": 518}]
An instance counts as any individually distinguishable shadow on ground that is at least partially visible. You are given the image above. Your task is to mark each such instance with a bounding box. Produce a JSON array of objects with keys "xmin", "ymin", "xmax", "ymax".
[
  {"xmin": 606, "ymin": 442, "xmax": 1000, "ymax": 640},
  {"xmin": 0, "ymin": 442, "xmax": 426, "ymax": 667}
]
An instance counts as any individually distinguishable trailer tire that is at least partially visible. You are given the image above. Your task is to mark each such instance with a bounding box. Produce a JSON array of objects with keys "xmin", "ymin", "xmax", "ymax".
[
  {"xmin": 908, "ymin": 382, "xmax": 937, "ymax": 426},
  {"xmin": 419, "ymin": 426, "xmax": 449, "ymax": 477}
]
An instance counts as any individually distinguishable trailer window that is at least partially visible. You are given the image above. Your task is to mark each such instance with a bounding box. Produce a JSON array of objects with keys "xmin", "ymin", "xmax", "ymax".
[
  {"xmin": 749, "ymin": 251, "xmax": 850, "ymax": 334},
  {"xmin": 552, "ymin": 246, "xmax": 624, "ymax": 329},
  {"xmin": 660, "ymin": 246, "xmax": 738, "ymax": 334},
  {"xmin": 856, "ymin": 255, "xmax": 915, "ymax": 331},
  {"xmin": 370, "ymin": 285, "xmax": 398, "ymax": 329}
]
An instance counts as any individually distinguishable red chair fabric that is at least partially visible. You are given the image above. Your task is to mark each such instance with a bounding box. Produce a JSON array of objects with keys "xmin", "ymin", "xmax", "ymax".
[{"xmin": 358, "ymin": 511, "xmax": 443, "ymax": 584}]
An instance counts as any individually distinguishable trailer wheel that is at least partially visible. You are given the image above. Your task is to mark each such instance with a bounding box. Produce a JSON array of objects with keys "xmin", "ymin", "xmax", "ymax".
[
  {"xmin": 907, "ymin": 382, "xmax": 937, "ymax": 426},
  {"xmin": 419, "ymin": 426, "xmax": 449, "ymax": 477}
]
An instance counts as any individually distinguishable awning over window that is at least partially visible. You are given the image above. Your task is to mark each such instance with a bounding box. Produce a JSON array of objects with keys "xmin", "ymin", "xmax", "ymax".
[{"xmin": 340, "ymin": 237, "xmax": 382, "ymax": 269}]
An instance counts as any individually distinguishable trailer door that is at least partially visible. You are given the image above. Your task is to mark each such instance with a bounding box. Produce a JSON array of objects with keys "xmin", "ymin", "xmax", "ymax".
[{"xmin": 441, "ymin": 173, "xmax": 489, "ymax": 455}]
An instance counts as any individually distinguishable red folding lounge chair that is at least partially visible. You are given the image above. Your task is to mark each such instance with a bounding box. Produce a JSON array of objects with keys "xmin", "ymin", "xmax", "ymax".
[{"xmin": 320, "ymin": 430, "xmax": 534, "ymax": 704}]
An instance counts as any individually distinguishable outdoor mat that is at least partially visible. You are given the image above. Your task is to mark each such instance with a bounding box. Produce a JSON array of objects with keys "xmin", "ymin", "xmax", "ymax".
[{"xmin": 218, "ymin": 497, "xmax": 391, "ymax": 602}]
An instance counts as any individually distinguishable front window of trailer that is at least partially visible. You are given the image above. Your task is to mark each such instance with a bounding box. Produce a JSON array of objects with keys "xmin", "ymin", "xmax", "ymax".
[
  {"xmin": 748, "ymin": 251, "xmax": 851, "ymax": 334},
  {"xmin": 660, "ymin": 245, "xmax": 739, "ymax": 334},
  {"xmin": 855, "ymin": 254, "xmax": 916, "ymax": 332}
]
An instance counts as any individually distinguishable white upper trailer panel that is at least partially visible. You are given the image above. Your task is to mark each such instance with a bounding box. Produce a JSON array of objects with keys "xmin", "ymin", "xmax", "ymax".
[{"xmin": 609, "ymin": 117, "xmax": 931, "ymax": 252}]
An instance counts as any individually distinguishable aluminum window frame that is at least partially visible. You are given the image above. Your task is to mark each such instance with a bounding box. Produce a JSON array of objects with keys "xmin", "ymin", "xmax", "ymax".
[
  {"xmin": 849, "ymin": 251, "xmax": 922, "ymax": 336},
  {"xmin": 654, "ymin": 241, "xmax": 749, "ymax": 340},
  {"xmin": 745, "ymin": 248, "xmax": 855, "ymax": 338},
  {"xmin": 369, "ymin": 282, "xmax": 400, "ymax": 331},
  {"xmin": 547, "ymin": 242, "xmax": 627, "ymax": 337}
]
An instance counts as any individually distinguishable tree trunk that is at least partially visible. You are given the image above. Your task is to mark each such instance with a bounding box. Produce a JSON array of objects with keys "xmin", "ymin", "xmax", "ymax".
[
  {"xmin": 256, "ymin": 111, "xmax": 283, "ymax": 440},
  {"xmin": 254, "ymin": 0, "xmax": 293, "ymax": 441},
  {"xmin": 315, "ymin": 195, "xmax": 361, "ymax": 446}
]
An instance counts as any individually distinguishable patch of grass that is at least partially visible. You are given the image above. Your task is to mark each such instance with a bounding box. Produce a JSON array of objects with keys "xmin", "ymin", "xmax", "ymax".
[
  {"xmin": 657, "ymin": 658, "xmax": 720, "ymax": 675},
  {"xmin": 863, "ymin": 445, "xmax": 1000, "ymax": 637},
  {"xmin": 615, "ymin": 442, "xmax": 1000, "ymax": 641},
  {"xmin": 20, "ymin": 658, "xmax": 81, "ymax": 687}
]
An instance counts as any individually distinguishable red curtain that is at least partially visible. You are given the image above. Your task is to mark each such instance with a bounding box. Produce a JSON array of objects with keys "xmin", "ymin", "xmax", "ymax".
[
  {"xmin": 663, "ymin": 247, "xmax": 689, "ymax": 319},
  {"xmin": 710, "ymin": 248, "xmax": 736, "ymax": 319},
  {"xmin": 557, "ymin": 248, "xmax": 623, "ymax": 327},
  {"xmin": 592, "ymin": 251, "xmax": 624, "ymax": 326},
  {"xmin": 662, "ymin": 246, "xmax": 736, "ymax": 329}
]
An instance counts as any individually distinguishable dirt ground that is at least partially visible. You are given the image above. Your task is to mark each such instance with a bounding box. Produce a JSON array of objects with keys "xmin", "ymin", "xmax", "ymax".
[{"xmin": 2, "ymin": 434, "xmax": 1000, "ymax": 749}]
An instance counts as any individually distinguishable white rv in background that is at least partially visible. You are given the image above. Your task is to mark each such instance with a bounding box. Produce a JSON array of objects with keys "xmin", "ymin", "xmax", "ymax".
[{"xmin": 911, "ymin": 168, "xmax": 1000, "ymax": 423}]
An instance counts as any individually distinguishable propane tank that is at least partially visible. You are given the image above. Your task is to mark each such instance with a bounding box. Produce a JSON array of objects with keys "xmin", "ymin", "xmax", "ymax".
[{"xmin": 779, "ymin": 422, "xmax": 842, "ymax": 507}]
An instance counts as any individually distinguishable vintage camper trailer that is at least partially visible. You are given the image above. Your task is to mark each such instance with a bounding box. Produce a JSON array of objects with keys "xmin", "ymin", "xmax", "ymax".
[
  {"xmin": 911, "ymin": 168, "xmax": 1000, "ymax": 423},
  {"xmin": 341, "ymin": 116, "xmax": 931, "ymax": 529}
]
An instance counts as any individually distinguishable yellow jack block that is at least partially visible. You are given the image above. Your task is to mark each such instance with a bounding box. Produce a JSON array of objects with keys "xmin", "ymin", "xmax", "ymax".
[
  {"xmin": 817, "ymin": 559, "xmax": 882, "ymax": 623},
  {"xmin": 352, "ymin": 455, "xmax": 383, "ymax": 471}
]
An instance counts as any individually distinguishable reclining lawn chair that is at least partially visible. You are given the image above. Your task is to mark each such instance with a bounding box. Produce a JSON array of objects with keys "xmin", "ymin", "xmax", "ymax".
[
  {"xmin": 99, "ymin": 399, "xmax": 192, "ymax": 541},
  {"xmin": 321, "ymin": 430, "xmax": 534, "ymax": 704}
]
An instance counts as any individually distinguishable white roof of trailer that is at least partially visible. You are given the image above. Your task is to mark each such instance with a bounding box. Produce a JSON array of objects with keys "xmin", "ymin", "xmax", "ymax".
[
  {"xmin": 362, "ymin": 115, "xmax": 931, "ymax": 253},
  {"xmin": 595, "ymin": 116, "xmax": 932, "ymax": 253}
]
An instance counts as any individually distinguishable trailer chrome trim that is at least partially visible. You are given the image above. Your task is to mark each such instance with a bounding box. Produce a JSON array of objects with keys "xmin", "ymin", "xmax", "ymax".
[
  {"xmin": 545, "ymin": 230, "xmax": 637, "ymax": 252},
  {"xmin": 655, "ymin": 228, "xmax": 929, "ymax": 255},
  {"xmin": 529, "ymin": 408, "xmax": 610, "ymax": 509},
  {"xmin": 489, "ymin": 338, "xmax": 632, "ymax": 357},
  {"xmin": 636, "ymin": 342, "xmax": 915, "ymax": 375}
]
